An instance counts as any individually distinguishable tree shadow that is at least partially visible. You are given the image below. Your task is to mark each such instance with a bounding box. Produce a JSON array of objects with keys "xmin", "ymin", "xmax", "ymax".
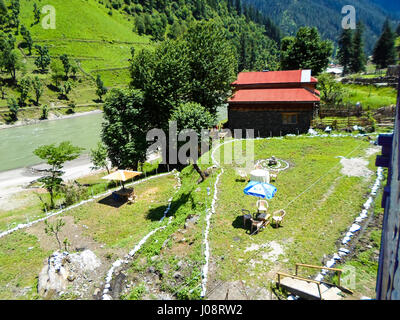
[
  {"xmin": 98, "ymin": 194, "xmax": 126, "ymax": 208},
  {"xmin": 145, "ymin": 189, "xmax": 192, "ymax": 222}
]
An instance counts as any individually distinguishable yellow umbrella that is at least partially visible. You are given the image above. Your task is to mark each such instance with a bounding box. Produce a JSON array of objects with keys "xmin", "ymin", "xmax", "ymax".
[{"xmin": 102, "ymin": 170, "xmax": 142, "ymax": 188}]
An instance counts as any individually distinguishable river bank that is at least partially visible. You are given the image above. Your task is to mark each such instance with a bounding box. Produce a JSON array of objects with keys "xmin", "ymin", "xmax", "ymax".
[{"xmin": 0, "ymin": 109, "xmax": 103, "ymax": 131}]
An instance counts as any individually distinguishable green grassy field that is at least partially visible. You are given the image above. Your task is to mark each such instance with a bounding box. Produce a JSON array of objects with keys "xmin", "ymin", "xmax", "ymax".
[
  {"xmin": 0, "ymin": 136, "xmax": 384, "ymax": 299},
  {"xmin": 0, "ymin": 173, "xmax": 177, "ymax": 299},
  {"xmin": 0, "ymin": 0, "xmax": 152, "ymax": 119},
  {"xmin": 208, "ymin": 136, "xmax": 378, "ymax": 290},
  {"xmin": 343, "ymin": 84, "xmax": 397, "ymax": 110}
]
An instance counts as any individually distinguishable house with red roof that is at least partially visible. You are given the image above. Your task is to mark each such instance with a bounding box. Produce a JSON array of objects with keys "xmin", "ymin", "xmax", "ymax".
[{"xmin": 228, "ymin": 70, "xmax": 320, "ymax": 136}]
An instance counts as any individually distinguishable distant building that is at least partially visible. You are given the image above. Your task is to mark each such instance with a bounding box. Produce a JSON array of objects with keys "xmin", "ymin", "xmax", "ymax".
[
  {"xmin": 326, "ymin": 66, "xmax": 343, "ymax": 77},
  {"xmin": 227, "ymin": 70, "xmax": 320, "ymax": 137}
]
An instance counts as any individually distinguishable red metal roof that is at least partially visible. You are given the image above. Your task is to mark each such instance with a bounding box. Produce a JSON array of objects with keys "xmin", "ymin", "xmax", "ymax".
[
  {"xmin": 229, "ymin": 88, "xmax": 320, "ymax": 103},
  {"xmin": 232, "ymin": 70, "xmax": 317, "ymax": 85}
]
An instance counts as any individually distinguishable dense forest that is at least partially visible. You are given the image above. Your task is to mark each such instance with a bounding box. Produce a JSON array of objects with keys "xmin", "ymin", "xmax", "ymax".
[
  {"xmin": 241, "ymin": 0, "xmax": 399, "ymax": 54},
  {"xmin": 99, "ymin": 0, "xmax": 282, "ymax": 71}
]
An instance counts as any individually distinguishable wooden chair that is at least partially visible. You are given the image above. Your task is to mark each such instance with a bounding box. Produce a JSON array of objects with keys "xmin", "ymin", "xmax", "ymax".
[
  {"xmin": 271, "ymin": 209, "xmax": 286, "ymax": 228},
  {"xmin": 250, "ymin": 215, "xmax": 271, "ymax": 235},
  {"xmin": 242, "ymin": 209, "xmax": 252, "ymax": 228},
  {"xmin": 256, "ymin": 200, "xmax": 269, "ymax": 213}
]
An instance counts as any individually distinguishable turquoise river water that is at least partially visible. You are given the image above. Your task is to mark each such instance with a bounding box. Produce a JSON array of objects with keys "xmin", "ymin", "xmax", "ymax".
[{"xmin": 0, "ymin": 113, "xmax": 103, "ymax": 172}]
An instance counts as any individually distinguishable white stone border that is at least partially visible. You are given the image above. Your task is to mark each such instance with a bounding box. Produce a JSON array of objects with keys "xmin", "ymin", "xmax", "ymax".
[
  {"xmin": 0, "ymin": 172, "xmax": 175, "ymax": 239},
  {"xmin": 287, "ymin": 166, "xmax": 385, "ymax": 299},
  {"xmin": 102, "ymin": 171, "xmax": 182, "ymax": 300}
]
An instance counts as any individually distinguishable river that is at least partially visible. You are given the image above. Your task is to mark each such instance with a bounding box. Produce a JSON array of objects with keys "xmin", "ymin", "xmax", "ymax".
[{"xmin": 0, "ymin": 112, "xmax": 103, "ymax": 172}]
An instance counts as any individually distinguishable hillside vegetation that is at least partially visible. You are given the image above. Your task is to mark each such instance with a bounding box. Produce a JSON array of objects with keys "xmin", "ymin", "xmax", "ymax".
[
  {"xmin": 242, "ymin": 0, "xmax": 399, "ymax": 54},
  {"xmin": 1, "ymin": 0, "xmax": 282, "ymax": 123}
]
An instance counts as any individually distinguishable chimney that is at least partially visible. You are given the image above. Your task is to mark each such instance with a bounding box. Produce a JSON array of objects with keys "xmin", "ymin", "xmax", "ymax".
[{"xmin": 301, "ymin": 70, "xmax": 311, "ymax": 83}]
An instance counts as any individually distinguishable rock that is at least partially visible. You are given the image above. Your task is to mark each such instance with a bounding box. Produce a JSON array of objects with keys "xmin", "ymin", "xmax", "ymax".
[
  {"xmin": 93, "ymin": 288, "xmax": 101, "ymax": 296},
  {"xmin": 67, "ymin": 274, "xmax": 76, "ymax": 282},
  {"xmin": 184, "ymin": 215, "xmax": 200, "ymax": 229},
  {"xmin": 151, "ymin": 256, "xmax": 159, "ymax": 262},
  {"xmin": 38, "ymin": 251, "xmax": 71, "ymax": 299},
  {"xmin": 173, "ymin": 272, "xmax": 183, "ymax": 280},
  {"xmin": 37, "ymin": 250, "xmax": 101, "ymax": 299}
]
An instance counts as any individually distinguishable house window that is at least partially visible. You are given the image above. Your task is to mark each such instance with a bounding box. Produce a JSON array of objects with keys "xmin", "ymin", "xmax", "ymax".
[{"xmin": 282, "ymin": 113, "xmax": 298, "ymax": 125}]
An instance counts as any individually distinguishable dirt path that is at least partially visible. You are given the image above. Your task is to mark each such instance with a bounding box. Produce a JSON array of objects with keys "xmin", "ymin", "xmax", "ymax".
[{"xmin": 0, "ymin": 154, "xmax": 100, "ymax": 207}]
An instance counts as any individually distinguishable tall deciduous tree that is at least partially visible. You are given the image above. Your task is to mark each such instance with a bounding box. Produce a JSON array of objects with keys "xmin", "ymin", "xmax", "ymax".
[
  {"xmin": 373, "ymin": 20, "xmax": 397, "ymax": 70},
  {"xmin": 280, "ymin": 27, "xmax": 333, "ymax": 75},
  {"xmin": 60, "ymin": 54, "xmax": 71, "ymax": 78},
  {"xmin": 34, "ymin": 45, "xmax": 51, "ymax": 73},
  {"xmin": 102, "ymin": 88, "xmax": 149, "ymax": 170},
  {"xmin": 32, "ymin": 76, "xmax": 44, "ymax": 105},
  {"xmin": 170, "ymin": 102, "xmax": 214, "ymax": 182},
  {"xmin": 95, "ymin": 75, "xmax": 108, "ymax": 101},
  {"xmin": 33, "ymin": 142, "xmax": 83, "ymax": 209}
]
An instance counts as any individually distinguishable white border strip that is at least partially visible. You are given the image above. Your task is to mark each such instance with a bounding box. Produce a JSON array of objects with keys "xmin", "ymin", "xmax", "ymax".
[
  {"xmin": 102, "ymin": 171, "xmax": 182, "ymax": 300},
  {"xmin": 0, "ymin": 172, "xmax": 174, "ymax": 239}
]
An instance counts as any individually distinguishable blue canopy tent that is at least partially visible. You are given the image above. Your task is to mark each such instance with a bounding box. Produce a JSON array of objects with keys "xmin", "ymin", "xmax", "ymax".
[{"xmin": 244, "ymin": 181, "xmax": 277, "ymax": 199}]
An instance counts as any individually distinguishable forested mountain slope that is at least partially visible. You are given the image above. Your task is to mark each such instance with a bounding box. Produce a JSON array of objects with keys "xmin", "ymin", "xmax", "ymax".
[{"xmin": 242, "ymin": 0, "xmax": 399, "ymax": 54}]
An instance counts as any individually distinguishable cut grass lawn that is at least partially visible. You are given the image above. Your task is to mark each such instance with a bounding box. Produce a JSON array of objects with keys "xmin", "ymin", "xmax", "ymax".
[{"xmin": 208, "ymin": 136, "xmax": 378, "ymax": 290}]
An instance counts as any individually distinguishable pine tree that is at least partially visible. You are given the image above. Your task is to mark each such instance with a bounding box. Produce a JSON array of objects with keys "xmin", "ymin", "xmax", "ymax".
[
  {"xmin": 373, "ymin": 20, "xmax": 397, "ymax": 70},
  {"xmin": 350, "ymin": 22, "xmax": 367, "ymax": 74},
  {"xmin": 337, "ymin": 28, "xmax": 353, "ymax": 75}
]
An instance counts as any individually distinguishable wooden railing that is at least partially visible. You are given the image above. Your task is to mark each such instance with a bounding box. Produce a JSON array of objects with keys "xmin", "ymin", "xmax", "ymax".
[
  {"xmin": 295, "ymin": 263, "xmax": 343, "ymax": 287},
  {"xmin": 276, "ymin": 272, "xmax": 323, "ymax": 300}
]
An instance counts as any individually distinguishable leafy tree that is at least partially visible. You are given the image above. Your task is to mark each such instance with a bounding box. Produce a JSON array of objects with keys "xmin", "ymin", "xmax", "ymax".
[
  {"xmin": 18, "ymin": 76, "xmax": 31, "ymax": 106},
  {"xmin": 170, "ymin": 102, "xmax": 214, "ymax": 182},
  {"xmin": 33, "ymin": 142, "xmax": 83, "ymax": 209},
  {"xmin": 102, "ymin": 88, "xmax": 148, "ymax": 170},
  {"xmin": 0, "ymin": 0, "xmax": 7, "ymax": 14},
  {"xmin": 70, "ymin": 61, "xmax": 78, "ymax": 79},
  {"xmin": 60, "ymin": 54, "xmax": 70, "ymax": 78},
  {"xmin": 95, "ymin": 75, "xmax": 108, "ymax": 101},
  {"xmin": 373, "ymin": 20, "xmax": 397, "ymax": 70},
  {"xmin": 41, "ymin": 104, "xmax": 49, "ymax": 120},
  {"xmin": 337, "ymin": 28, "xmax": 353, "ymax": 75},
  {"xmin": 59, "ymin": 80, "xmax": 73, "ymax": 99},
  {"xmin": 20, "ymin": 25, "xmax": 33, "ymax": 55},
  {"xmin": 0, "ymin": 79, "xmax": 5, "ymax": 99},
  {"xmin": 350, "ymin": 22, "xmax": 367, "ymax": 74},
  {"xmin": 32, "ymin": 76, "xmax": 44, "ymax": 105},
  {"xmin": 397, "ymin": 23, "xmax": 400, "ymax": 36},
  {"xmin": 50, "ymin": 59, "xmax": 64, "ymax": 87},
  {"xmin": 7, "ymin": 97, "xmax": 19, "ymax": 121},
  {"xmin": 34, "ymin": 45, "xmax": 51, "ymax": 73},
  {"xmin": 3, "ymin": 49, "xmax": 22, "ymax": 82},
  {"xmin": 44, "ymin": 219, "xmax": 65, "ymax": 250},
  {"xmin": 317, "ymin": 73, "xmax": 346, "ymax": 107},
  {"xmin": 90, "ymin": 142, "xmax": 110, "ymax": 174},
  {"xmin": 280, "ymin": 27, "xmax": 333, "ymax": 75}
]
